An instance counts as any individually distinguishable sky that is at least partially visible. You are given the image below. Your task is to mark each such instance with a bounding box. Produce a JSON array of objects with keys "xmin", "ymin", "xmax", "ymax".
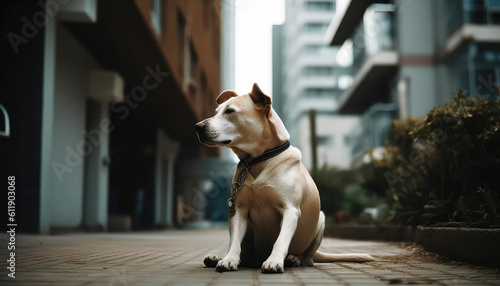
[{"xmin": 234, "ymin": 0, "xmax": 285, "ymax": 97}]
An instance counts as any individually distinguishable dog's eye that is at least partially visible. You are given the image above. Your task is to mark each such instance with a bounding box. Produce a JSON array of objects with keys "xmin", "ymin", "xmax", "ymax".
[{"xmin": 225, "ymin": 108, "xmax": 235, "ymax": 115}]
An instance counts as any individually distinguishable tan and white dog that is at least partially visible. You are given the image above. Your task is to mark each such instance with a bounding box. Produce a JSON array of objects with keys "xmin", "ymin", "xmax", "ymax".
[{"xmin": 195, "ymin": 83, "xmax": 374, "ymax": 273}]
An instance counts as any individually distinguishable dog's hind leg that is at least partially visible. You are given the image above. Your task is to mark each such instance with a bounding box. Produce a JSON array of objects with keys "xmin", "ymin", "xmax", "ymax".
[
  {"xmin": 300, "ymin": 211, "xmax": 326, "ymax": 266},
  {"xmin": 285, "ymin": 255, "xmax": 302, "ymax": 267},
  {"xmin": 204, "ymin": 254, "xmax": 223, "ymax": 268}
]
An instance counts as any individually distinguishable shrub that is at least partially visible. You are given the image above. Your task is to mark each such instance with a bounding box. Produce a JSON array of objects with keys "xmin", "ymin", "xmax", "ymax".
[
  {"xmin": 374, "ymin": 90, "xmax": 500, "ymax": 227},
  {"xmin": 314, "ymin": 165, "xmax": 358, "ymax": 218},
  {"xmin": 314, "ymin": 165, "xmax": 372, "ymax": 222},
  {"xmin": 341, "ymin": 185, "xmax": 372, "ymax": 217}
]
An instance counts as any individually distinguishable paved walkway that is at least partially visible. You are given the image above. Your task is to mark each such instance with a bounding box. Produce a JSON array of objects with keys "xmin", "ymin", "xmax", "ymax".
[{"xmin": 0, "ymin": 229, "xmax": 499, "ymax": 285}]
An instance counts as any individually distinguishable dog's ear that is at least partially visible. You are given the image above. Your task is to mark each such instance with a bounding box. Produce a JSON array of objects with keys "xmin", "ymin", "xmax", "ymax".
[
  {"xmin": 250, "ymin": 83, "xmax": 271, "ymax": 110},
  {"xmin": 216, "ymin": 90, "xmax": 238, "ymax": 105}
]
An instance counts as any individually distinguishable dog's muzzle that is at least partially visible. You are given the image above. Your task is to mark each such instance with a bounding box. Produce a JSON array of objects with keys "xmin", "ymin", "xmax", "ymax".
[{"xmin": 194, "ymin": 121, "xmax": 231, "ymax": 145}]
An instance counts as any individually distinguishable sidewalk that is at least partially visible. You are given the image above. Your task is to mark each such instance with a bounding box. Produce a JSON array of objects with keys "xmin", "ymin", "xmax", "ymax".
[{"xmin": 1, "ymin": 229, "xmax": 499, "ymax": 285}]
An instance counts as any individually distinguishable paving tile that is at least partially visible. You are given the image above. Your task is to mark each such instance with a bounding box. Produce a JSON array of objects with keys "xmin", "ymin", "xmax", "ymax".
[{"xmin": 4, "ymin": 230, "xmax": 498, "ymax": 286}]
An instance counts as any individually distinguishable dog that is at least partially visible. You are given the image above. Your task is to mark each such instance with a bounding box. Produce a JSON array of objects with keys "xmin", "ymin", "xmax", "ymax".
[{"xmin": 195, "ymin": 83, "xmax": 374, "ymax": 273}]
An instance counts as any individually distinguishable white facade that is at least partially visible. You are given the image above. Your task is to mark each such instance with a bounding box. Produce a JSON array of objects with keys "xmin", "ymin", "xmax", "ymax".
[
  {"xmin": 274, "ymin": 0, "xmax": 359, "ymax": 170},
  {"xmin": 299, "ymin": 115, "xmax": 360, "ymax": 169}
]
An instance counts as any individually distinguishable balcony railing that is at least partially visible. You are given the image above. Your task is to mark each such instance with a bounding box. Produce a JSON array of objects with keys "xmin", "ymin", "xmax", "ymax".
[{"xmin": 350, "ymin": 103, "xmax": 398, "ymax": 163}]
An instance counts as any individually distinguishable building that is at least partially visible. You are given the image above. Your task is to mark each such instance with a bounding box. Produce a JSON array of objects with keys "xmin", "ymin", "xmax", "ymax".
[
  {"xmin": 325, "ymin": 0, "xmax": 500, "ymax": 164},
  {"xmin": 273, "ymin": 0, "xmax": 360, "ymax": 170},
  {"xmin": 0, "ymin": 0, "xmax": 232, "ymax": 234}
]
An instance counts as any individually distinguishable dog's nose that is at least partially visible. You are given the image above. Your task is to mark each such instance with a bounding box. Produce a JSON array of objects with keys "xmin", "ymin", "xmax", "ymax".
[{"xmin": 194, "ymin": 122, "xmax": 205, "ymax": 131}]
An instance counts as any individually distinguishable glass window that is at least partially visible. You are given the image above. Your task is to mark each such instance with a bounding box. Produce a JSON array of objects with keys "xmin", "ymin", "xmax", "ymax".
[
  {"xmin": 304, "ymin": 23, "xmax": 329, "ymax": 33},
  {"xmin": 485, "ymin": 0, "xmax": 500, "ymax": 23},
  {"xmin": 463, "ymin": 0, "xmax": 487, "ymax": 24},
  {"xmin": 189, "ymin": 42, "xmax": 198, "ymax": 79},
  {"xmin": 303, "ymin": 45, "xmax": 323, "ymax": 54},
  {"xmin": 305, "ymin": 1, "xmax": 334, "ymax": 11},
  {"xmin": 447, "ymin": 0, "xmax": 500, "ymax": 33},
  {"xmin": 151, "ymin": 0, "xmax": 162, "ymax": 36},
  {"xmin": 177, "ymin": 11, "xmax": 186, "ymax": 72},
  {"xmin": 302, "ymin": 66, "xmax": 334, "ymax": 76},
  {"xmin": 317, "ymin": 136, "xmax": 333, "ymax": 146},
  {"xmin": 343, "ymin": 135, "xmax": 352, "ymax": 146},
  {"xmin": 303, "ymin": 88, "xmax": 336, "ymax": 97},
  {"xmin": 364, "ymin": 4, "xmax": 395, "ymax": 55}
]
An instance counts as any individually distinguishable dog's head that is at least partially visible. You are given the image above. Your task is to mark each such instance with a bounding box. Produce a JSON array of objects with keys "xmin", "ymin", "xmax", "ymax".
[{"xmin": 195, "ymin": 83, "xmax": 289, "ymax": 158}]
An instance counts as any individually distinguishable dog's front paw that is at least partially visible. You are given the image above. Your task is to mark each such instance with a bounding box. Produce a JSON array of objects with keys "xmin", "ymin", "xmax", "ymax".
[
  {"xmin": 204, "ymin": 254, "xmax": 222, "ymax": 268},
  {"xmin": 261, "ymin": 259, "xmax": 284, "ymax": 273},
  {"xmin": 216, "ymin": 258, "xmax": 239, "ymax": 272}
]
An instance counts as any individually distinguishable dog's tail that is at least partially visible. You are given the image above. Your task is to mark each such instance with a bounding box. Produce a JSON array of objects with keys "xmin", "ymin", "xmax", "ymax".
[{"xmin": 313, "ymin": 251, "xmax": 375, "ymax": 263}]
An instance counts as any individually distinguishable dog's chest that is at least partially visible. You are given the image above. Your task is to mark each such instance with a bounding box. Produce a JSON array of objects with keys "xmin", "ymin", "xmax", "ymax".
[{"xmin": 236, "ymin": 179, "xmax": 283, "ymax": 219}]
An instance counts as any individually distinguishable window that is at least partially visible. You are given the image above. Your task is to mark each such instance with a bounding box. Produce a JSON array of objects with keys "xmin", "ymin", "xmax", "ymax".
[
  {"xmin": 303, "ymin": 44, "xmax": 323, "ymax": 54},
  {"xmin": 200, "ymin": 72, "xmax": 208, "ymax": 116},
  {"xmin": 189, "ymin": 42, "xmax": 198, "ymax": 80},
  {"xmin": 344, "ymin": 135, "xmax": 352, "ymax": 146},
  {"xmin": 305, "ymin": 1, "xmax": 334, "ymax": 11},
  {"xmin": 177, "ymin": 11, "xmax": 186, "ymax": 73},
  {"xmin": 185, "ymin": 41, "xmax": 198, "ymax": 95},
  {"xmin": 304, "ymin": 23, "xmax": 328, "ymax": 33},
  {"xmin": 317, "ymin": 135, "xmax": 333, "ymax": 146},
  {"xmin": 150, "ymin": 0, "xmax": 162, "ymax": 36},
  {"xmin": 469, "ymin": 43, "xmax": 500, "ymax": 99},
  {"xmin": 303, "ymin": 88, "xmax": 335, "ymax": 97},
  {"xmin": 486, "ymin": 0, "xmax": 500, "ymax": 23},
  {"xmin": 302, "ymin": 66, "xmax": 334, "ymax": 76},
  {"xmin": 473, "ymin": 68, "xmax": 499, "ymax": 99}
]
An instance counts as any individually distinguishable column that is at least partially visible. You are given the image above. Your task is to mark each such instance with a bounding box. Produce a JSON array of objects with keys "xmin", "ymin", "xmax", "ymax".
[{"xmin": 84, "ymin": 70, "xmax": 124, "ymax": 230}]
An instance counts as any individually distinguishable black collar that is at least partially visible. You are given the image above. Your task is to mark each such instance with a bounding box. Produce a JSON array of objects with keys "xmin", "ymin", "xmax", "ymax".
[{"xmin": 243, "ymin": 140, "xmax": 290, "ymax": 166}]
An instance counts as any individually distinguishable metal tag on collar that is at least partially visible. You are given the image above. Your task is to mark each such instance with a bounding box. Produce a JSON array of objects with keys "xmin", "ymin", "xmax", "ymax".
[{"xmin": 227, "ymin": 198, "xmax": 235, "ymax": 216}]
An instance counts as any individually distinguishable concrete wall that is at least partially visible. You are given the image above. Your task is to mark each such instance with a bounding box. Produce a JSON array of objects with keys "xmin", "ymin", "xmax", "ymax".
[
  {"xmin": 49, "ymin": 25, "xmax": 101, "ymax": 227},
  {"xmin": 396, "ymin": 0, "xmax": 439, "ymax": 118},
  {"xmin": 400, "ymin": 67, "xmax": 438, "ymax": 117},
  {"xmin": 397, "ymin": 0, "xmax": 436, "ymax": 55}
]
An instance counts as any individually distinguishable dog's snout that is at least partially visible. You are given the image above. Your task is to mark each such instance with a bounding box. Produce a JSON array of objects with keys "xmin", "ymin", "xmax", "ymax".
[{"xmin": 194, "ymin": 121, "xmax": 205, "ymax": 131}]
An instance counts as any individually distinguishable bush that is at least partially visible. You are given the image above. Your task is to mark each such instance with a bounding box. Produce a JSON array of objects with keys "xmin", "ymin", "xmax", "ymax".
[
  {"xmin": 314, "ymin": 165, "xmax": 358, "ymax": 218},
  {"xmin": 374, "ymin": 90, "xmax": 500, "ymax": 227},
  {"xmin": 341, "ymin": 185, "xmax": 372, "ymax": 216},
  {"xmin": 314, "ymin": 165, "xmax": 372, "ymax": 222}
]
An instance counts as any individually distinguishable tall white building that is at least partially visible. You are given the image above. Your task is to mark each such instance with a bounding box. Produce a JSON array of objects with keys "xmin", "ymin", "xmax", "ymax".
[{"xmin": 273, "ymin": 0, "xmax": 359, "ymax": 170}]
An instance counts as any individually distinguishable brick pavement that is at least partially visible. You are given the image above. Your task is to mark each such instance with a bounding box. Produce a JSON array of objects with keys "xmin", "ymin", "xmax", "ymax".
[{"xmin": 0, "ymin": 229, "xmax": 499, "ymax": 285}]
